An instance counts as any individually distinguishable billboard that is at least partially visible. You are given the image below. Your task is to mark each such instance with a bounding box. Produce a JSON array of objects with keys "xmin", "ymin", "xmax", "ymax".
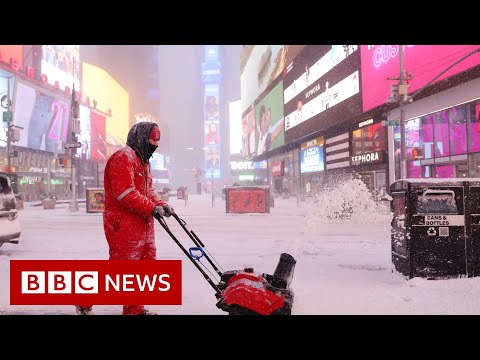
[
  {"xmin": 241, "ymin": 107, "xmax": 256, "ymax": 158},
  {"xmin": 82, "ymin": 62, "xmax": 129, "ymax": 147},
  {"xmin": 300, "ymin": 145, "xmax": 325, "ymax": 174},
  {"xmin": 77, "ymin": 105, "xmax": 91, "ymax": 159},
  {"xmin": 12, "ymin": 81, "xmax": 70, "ymax": 153},
  {"xmin": 204, "ymin": 81, "xmax": 221, "ymax": 179},
  {"xmin": 361, "ymin": 45, "xmax": 480, "ymax": 112},
  {"xmin": 41, "ymin": 45, "xmax": 80, "ymax": 91},
  {"xmin": 229, "ymin": 100, "xmax": 242, "ymax": 155},
  {"xmin": 283, "ymin": 45, "xmax": 362, "ymax": 144},
  {"xmin": 0, "ymin": 68, "xmax": 15, "ymax": 147},
  {"xmin": 0, "ymin": 46, "xmax": 23, "ymax": 68},
  {"xmin": 254, "ymin": 79, "xmax": 284, "ymax": 156},
  {"xmin": 90, "ymin": 112, "xmax": 107, "ymax": 161},
  {"xmin": 240, "ymin": 45, "xmax": 305, "ymax": 113},
  {"xmin": 300, "ymin": 136, "xmax": 325, "ymax": 174}
]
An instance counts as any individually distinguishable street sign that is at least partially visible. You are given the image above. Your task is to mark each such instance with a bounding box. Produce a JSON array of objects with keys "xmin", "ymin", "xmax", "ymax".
[
  {"xmin": 2, "ymin": 111, "xmax": 12, "ymax": 124},
  {"xmin": 64, "ymin": 142, "xmax": 82, "ymax": 149},
  {"xmin": 381, "ymin": 120, "xmax": 401, "ymax": 127}
]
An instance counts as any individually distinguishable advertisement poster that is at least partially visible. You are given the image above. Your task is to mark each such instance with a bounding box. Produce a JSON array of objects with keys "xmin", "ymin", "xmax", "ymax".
[
  {"xmin": 86, "ymin": 187, "xmax": 105, "ymax": 213},
  {"xmin": 13, "ymin": 81, "xmax": 70, "ymax": 153},
  {"xmin": 254, "ymin": 80, "xmax": 284, "ymax": 156},
  {"xmin": 90, "ymin": 112, "xmax": 107, "ymax": 161},
  {"xmin": 300, "ymin": 145, "xmax": 325, "ymax": 174}
]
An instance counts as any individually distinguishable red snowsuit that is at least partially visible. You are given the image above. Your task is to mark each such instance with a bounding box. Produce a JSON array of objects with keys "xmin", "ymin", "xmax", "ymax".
[{"xmin": 79, "ymin": 122, "xmax": 168, "ymax": 315}]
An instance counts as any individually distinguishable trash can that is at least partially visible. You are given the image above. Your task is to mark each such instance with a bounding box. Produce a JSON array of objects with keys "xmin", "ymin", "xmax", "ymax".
[
  {"xmin": 390, "ymin": 178, "xmax": 480, "ymax": 279},
  {"xmin": 177, "ymin": 187, "xmax": 185, "ymax": 200}
]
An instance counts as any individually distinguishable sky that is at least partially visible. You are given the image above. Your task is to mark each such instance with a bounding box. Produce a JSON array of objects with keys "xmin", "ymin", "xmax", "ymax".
[{"xmin": 2, "ymin": 179, "xmax": 480, "ymax": 315}]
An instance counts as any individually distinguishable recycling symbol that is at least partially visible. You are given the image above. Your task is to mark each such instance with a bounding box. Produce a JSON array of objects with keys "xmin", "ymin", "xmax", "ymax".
[{"xmin": 427, "ymin": 227, "xmax": 437, "ymax": 236}]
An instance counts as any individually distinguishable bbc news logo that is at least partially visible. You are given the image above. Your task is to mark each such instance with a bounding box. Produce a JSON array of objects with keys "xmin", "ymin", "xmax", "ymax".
[{"xmin": 10, "ymin": 260, "xmax": 182, "ymax": 305}]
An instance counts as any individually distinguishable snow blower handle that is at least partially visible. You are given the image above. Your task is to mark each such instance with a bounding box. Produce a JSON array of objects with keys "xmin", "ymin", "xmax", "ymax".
[
  {"xmin": 155, "ymin": 215, "xmax": 223, "ymax": 297},
  {"xmin": 171, "ymin": 213, "xmax": 222, "ymax": 276},
  {"xmin": 189, "ymin": 247, "xmax": 205, "ymax": 260}
]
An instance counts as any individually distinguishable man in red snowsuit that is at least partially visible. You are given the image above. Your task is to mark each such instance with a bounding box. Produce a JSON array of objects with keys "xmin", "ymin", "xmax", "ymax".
[{"xmin": 75, "ymin": 121, "xmax": 174, "ymax": 315}]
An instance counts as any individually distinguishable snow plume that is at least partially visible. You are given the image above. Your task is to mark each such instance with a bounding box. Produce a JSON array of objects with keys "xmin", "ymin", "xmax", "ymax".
[{"xmin": 304, "ymin": 177, "xmax": 392, "ymax": 230}]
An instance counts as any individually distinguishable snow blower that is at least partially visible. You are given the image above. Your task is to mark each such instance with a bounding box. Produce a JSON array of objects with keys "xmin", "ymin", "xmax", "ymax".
[{"xmin": 155, "ymin": 213, "xmax": 296, "ymax": 315}]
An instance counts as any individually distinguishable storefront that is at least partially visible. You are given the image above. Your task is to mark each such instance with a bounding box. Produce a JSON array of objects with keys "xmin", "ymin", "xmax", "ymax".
[
  {"xmin": 269, "ymin": 149, "xmax": 299, "ymax": 197},
  {"xmin": 389, "ymin": 76, "xmax": 480, "ymax": 181}
]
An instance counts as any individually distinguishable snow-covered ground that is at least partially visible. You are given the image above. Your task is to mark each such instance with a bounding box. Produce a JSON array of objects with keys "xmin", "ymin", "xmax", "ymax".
[{"xmin": 2, "ymin": 183, "xmax": 480, "ymax": 315}]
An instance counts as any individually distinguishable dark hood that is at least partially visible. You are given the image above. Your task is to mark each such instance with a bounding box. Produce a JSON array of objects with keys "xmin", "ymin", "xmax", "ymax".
[{"xmin": 126, "ymin": 121, "xmax": 156, "ymax": 164}]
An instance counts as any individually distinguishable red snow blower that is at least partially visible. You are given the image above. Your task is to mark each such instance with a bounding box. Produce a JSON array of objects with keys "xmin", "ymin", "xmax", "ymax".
[{"xmin": 155, "ymin": 213, "xmax": 296, "ymax": 315}]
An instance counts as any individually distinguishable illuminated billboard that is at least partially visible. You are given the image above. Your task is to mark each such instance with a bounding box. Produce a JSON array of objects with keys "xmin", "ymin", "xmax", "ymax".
[
  {"xmin": 203, "ymin": 82, "xmax": 220, "ymax": 179},
  {"xmin": 0, "ymin": 46, "xmax": 23, "ymax": 68},
  {"xmin": 90, "ymin": 112, "xmax": 107, "ymax": 161},
  {"xmin": 229, "ymin": 100, "xmax": 242, "ymax": 155},
  {"xmin": 82, "ymin": 62, "xmax": 129, "ymax": 147},
  {"xmin": 283, "ymin": 45, "xmax": 362, "ymax": 144},
  {"xmin": 240, "ymin": 45, "xmax": 305, "ymax": 113},
  {"xmin": 41, "ymin": 45, "xmax": 80, "ymax": 91},
  {"xmin": 254, "ymin": 79, "xmax": 284, "ymax": 156},
  {"xmin": 300, "ymin": 136, "xmax": 325, "ymax": 174},
  {"xmin": 361, "ymin": 45, "xmax": 480, "ymax": 112},
  {"xmin": 78, "ymin": 105, "xmax": 91, "ymax": 159},
  {"xmin": 12, "ymin": 81, "xmax": 70, "ymax": 154}
]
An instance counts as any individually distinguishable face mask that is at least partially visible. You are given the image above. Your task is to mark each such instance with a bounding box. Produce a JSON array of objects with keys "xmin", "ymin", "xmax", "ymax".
[{"xmin": 147, "ymin": 143, "xmax": 158, "ymax": 159}]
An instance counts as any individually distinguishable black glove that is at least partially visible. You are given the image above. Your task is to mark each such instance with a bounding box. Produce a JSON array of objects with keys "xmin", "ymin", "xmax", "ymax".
[
  {"xmin": 163, "ymin": 204, "xmax": 175, "ymax": 217},
  {"xmin": 152, "ymin": 206, "xmax": 165, "ymax": 220}
]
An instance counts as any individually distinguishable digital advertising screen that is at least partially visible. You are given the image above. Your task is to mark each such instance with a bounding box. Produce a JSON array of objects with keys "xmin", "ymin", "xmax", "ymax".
[
  {"xmin": 300, "ymin": 145, "xmax": 325, "ymax": 174},
  {"xmin": 241, "ymin": 107, "xmax": 256, "ymax": 159},
  {"xmin": 77, "ymin": 105, "xmax": 91, "ymax": 160},
  {"xmin": 204, "ymin": 145, "xmax": 220, "ymax": 179},
  {"xmin": 229, "ymin": 100, "xmax": 242, "ymax": 155},
  {"xmin": 90, "ymin": 112, "xmax": 107, "ymax": 161},
  {"xmin": 204, "ymin": 82, "xmax": 220, "ymax": 179},
  {"xmin": 82, "ymin": 62, "xmax": 129, "ymax": 145},
  {"xmin": 0, "ymin": 68, "xmax": 15, "ymax": 147},
  {"xmin": 254, "ymin": 79, "xmax": 284, "ymax": 156},
  {"xmin": 204, "ymin": 83, "xmax": 219, "ymax": 122},
  {"xmin": 13, "ymin": 81, "xmax": 70, "ymax": 153},
  {"xmin": 0, "ymin": 45, "xmax": 23, "ymax": 68},
  {"xmin": 283, "ymin": 45, "xmax": 362, "ymax": 144},
  {"xmin": 361, "ymin": 45, "xmax": 480, "ymax": 112},
  {"xmin": 240, "ymin": 45, "xmax": 305, "ymax": 113},
  {"xmin": 41, "ymin": 45, "xmax": 80, "ymax": 91}
]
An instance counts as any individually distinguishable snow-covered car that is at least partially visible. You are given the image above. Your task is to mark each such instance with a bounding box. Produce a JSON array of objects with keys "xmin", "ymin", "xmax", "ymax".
[{"xmin": 0, "ymin": 172, "xmax": 21, "ymax": 248}]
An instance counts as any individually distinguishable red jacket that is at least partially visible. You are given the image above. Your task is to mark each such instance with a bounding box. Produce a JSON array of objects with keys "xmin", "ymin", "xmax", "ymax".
[{"xmin": 103, "ymin": 123, "xmax": 167, "ymax": 260}]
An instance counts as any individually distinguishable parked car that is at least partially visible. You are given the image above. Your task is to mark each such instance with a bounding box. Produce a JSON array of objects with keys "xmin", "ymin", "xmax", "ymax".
[{"xmin": 0, "ymin": 172, "xmax": 21, "ymax": 248}]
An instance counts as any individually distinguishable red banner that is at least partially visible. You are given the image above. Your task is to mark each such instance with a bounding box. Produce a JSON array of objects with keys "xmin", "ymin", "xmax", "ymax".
[{"xmin": 10, "ymin": 260, "xmax": 182, "ymax": 305}]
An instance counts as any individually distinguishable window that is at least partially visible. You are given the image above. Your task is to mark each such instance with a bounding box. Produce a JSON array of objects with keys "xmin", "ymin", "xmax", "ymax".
[
  {"xmin": 352, "ymin": 123, "xmax": 386, "ymax": 156},
  {"xmin": 449, "ymin": 104, "xmax": 467, "ymax": 155},
  {"xmin": 469, "ymin": 102, "xmax": 480, "ymax": 153},
  {"xmin": 434, "ymin": 110, "xmax": 450, "ymax": 157}
]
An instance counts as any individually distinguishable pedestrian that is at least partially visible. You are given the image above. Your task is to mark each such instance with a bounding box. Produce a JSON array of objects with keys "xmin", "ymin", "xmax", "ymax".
[{"xmin": 75, "ymin": 121, "xmax": 175, "ymax": 315}]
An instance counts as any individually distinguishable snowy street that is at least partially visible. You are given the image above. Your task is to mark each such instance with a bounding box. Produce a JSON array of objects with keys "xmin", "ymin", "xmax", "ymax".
[{"xmin": 2, "ymin": 192, "xmax": 480, "ymax": 315}]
